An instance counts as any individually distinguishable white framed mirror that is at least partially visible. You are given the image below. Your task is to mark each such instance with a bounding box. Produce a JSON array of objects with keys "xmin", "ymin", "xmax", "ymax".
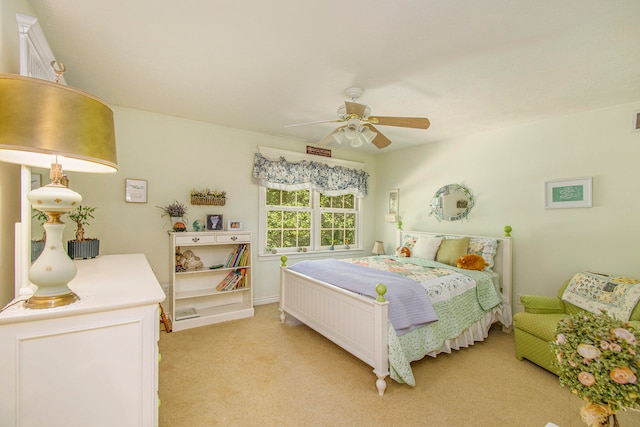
[{"xmin": 429, "ymin": 184, "xmax": 474, "ymax": 221}]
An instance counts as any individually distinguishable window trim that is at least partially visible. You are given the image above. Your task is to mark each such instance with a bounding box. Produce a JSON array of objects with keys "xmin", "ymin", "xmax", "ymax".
[{"xmin": 258, "ymin": 186, "xmax": 363, "ymax": 259}]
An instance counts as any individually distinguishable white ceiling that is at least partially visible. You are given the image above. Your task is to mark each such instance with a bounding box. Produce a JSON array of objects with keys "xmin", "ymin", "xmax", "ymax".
[{"xmin": 27, "ymin": 0, "xmax": 640, "ymax": 153}]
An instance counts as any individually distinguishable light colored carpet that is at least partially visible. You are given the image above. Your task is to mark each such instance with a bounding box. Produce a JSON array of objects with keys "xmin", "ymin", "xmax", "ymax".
[{"xmin": 159, "ymin": 303, "xmax": 640, "ymax": 426}]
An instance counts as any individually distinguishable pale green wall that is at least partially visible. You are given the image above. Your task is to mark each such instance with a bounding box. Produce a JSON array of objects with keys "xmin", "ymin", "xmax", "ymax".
[
  {"xmin": 374, "ymin": 101, "xmax": 640, "ymax": 310},
  {"xmin": 0, "ymin": 0, "xmax": 35, "ymax": 306},
  {"xmin": 63, "ymin": 106, "xmax": 377, "ymax": 303}
]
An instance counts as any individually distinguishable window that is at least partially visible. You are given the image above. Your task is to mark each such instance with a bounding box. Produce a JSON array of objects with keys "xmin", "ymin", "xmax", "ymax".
[{"xmin": 260, "ymin": 187, "xmax": 362, "ymax": 255}]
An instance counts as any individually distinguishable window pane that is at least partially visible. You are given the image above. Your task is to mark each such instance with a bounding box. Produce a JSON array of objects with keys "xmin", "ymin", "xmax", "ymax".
[
  {"xmin": 334, "ymin": 213, "xmax": 345, "ymax": 228},
  {"xmin": 267, "ymin": 210, "xmax": 282, "ymax": 228},
  {"xmin": 321, "ymin": 212, "xmax": 332, "ymax": 228},
  {"xmin": 282, "ymin": 191, "xmax": 296, "ymax": 206},
  {"xmin": 266, "ymin": 188, "xmax": 281, "ymax": 206},
  {"xmin": 267, "ymin": 230, "xmax": 282, "ymax": 249},
  {"xmin": 320, "ymin": 230, "xmax": 333, "ymax": 246},
  {"xmin": 282, "ymin": 211, "xmax": 297, "ymax": 228},
  {"xmin": 344, "ymin": 230, "xmax": 355, "ymax": 245},
  {"xmin": 283, "ymin": 230, "xmax": 298, "ymax": 247},
  {"xmin": 299, "ymin": 211, "xmax": 311, "ymax": 228},
  {"xmin": 344, "ymin": 194, "xmax": 354, "ymax": 209},
  {"xmin": 334, "ymin": 230, "xmax": 345, "ymax": 245},
  {"xmin": 319, "ymin": 194, "xmax": 330, "ymax": 208},
  {"xmin": 298, "ymin": 230, "xmax": 310, "ymax": 246},
  {"xmin": 345, "ymin": 213, "xmax": 355, "ymax": 228},
  {"xmin": 296, "ymin": 190, "xmax": 310, "ymax": 207}
]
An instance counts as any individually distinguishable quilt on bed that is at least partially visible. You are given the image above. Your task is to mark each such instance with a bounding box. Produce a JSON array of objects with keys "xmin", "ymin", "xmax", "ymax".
[{"xmin": 344, "ymin": 255, "xmax": 504, "ymax": 386}]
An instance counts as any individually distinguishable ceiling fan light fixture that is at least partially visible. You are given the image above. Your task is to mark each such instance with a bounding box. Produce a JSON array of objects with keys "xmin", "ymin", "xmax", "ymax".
[
  {"xmin": 344, "ymin": 124, "xmax": 358, "ymax": 141},
  {"xmin": 332, "ymin": 129, "xmax": 345, "ymax": 144},
  {"xmin": 351, "ymin": 134, "xmax": 364, "ymax": 148},
  {"xmin": 360, "ymin": 126, "xmax": 377, "ymax": 143}
]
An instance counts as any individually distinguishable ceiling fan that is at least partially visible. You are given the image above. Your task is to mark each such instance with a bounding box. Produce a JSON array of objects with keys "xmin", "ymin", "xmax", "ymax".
[{"xmin": 286, "ymin": 87, "xmax": 430, "ymax": 149}]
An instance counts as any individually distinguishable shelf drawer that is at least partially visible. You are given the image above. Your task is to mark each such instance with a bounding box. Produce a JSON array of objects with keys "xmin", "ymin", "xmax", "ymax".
[
  {"xmin": 175, "ymin": 235, "xmax": 216, "ymax": 245},
  {"xmin": 216, "ymin": 234, "xmax": 251, "ymax": 243}
]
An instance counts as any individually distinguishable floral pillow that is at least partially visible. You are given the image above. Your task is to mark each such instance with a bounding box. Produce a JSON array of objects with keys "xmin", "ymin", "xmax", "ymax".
[
  {"xmin": 401, "ymin": 235, "xmax": 419, "ymax": 251},
  {"xmin": 467, "ymin": 238, "xmax": 499, "ymax": 271}
]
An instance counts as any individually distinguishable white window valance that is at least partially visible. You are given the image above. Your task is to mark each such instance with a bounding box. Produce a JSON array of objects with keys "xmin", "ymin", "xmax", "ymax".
[{"xmin": 252, "ymin": 151, "xmax": 369, "ymax": 197}]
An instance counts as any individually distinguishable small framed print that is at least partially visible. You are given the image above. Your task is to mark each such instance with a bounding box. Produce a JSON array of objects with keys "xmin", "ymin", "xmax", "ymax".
[
  {"xmin": 125, "ymin": 179, "xmax": 148, "ymax": 203},
  {"xmin": 633, "ymin": 111, "xmax": 640, "ymax": 132},
  {"xmin": 545, "ymin": 177, "xmax": 592, "ymax": 209},
  {"xmin": 228, "ymin": 220, "xmax": 242, "ymax": 231},
  {"xmin": 386, "ymin": 189, "xmax": 399, "ymax": 222},
  {"xmin": 207, "ymin": 214, "xmax": 223, "ymax": 231}
]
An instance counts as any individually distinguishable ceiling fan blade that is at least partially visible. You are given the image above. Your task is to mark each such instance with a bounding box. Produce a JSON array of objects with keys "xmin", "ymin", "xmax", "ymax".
[
  {"xmin": 317, "ymin": 126, "xmax": 345, "ymax": 146},
  {"xmin": 284, "ymin": 119, "xmax": 344, "ymax": 128},
  {"xmin": 345, "ymin": 101, "xmax": 367, "ymax": 118},
  {"xmin": 363, "ymin": 124, "xmax": 391, "ymax": 149},
  {"xmin": 367, "ymin": 116, "xmax": 430, "ymax": 129}
]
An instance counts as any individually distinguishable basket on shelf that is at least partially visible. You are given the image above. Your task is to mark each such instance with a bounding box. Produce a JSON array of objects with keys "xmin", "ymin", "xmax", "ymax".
[{"xmin": 191, "ymin": 196, "xmax": 226, "ymax": 206}]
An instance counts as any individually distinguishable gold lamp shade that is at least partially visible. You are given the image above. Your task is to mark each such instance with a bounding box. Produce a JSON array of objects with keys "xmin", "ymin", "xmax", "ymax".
[
  {"xmin": 0, "ymin": 74, "xmax": 117, "ymax": 172},
  {"xmin": 0, "ymin": 73, "xmax": 117, "ymax": 309}
]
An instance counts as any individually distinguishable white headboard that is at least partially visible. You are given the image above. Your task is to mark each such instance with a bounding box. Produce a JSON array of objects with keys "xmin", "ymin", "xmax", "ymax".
[{"xmin": 397, "ymin": 229, "xmax": 513, "ymax": 308}]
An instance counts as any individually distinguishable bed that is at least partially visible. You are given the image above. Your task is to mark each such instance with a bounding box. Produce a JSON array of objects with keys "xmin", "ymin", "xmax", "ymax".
[{"xmin": 279, "ymin": 229, "xmax": 513, "ymax": 396}]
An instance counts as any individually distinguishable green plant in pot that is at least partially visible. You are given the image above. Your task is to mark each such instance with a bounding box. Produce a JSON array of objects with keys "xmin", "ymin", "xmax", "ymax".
[
  {"xmin": 157, "ymin": 200, "xmax": 188, "ymax": 232},
  {"xmin": 31, "ymin": 209, "xmax": 48, "ymax": 262},
  {"xmin": 67, "ymin": 205, "xmax": 99, "ymax": 259}
]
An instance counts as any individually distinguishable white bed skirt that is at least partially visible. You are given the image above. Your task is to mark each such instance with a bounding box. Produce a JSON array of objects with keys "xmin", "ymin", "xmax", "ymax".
[{"xmin": 426, "ymin": 304, "xmax": 507, "ymax": 357}]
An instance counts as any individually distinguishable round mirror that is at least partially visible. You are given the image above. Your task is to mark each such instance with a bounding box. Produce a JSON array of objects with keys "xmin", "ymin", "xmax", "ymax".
[{"xmin": 429, "ymin": 184, "xmax": 474, "ymax": 221}]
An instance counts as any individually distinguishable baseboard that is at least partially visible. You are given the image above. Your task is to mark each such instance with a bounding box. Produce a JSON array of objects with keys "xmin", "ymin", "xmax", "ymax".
[{"xmin": 254, "ymin": 295, "xmax": 280, "ymax": 306}]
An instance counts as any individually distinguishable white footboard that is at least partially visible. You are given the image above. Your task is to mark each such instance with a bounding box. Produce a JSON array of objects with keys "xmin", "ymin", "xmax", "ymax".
[{"xmin": 280, "ymin": 262, "xmax": 390, "ymax": 396}]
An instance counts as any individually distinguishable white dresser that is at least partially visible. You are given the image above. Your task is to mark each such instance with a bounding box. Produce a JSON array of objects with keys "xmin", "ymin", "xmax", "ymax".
[{"xmin": 0, "ymin": 254, "xmax": 166, "ymax": 427}]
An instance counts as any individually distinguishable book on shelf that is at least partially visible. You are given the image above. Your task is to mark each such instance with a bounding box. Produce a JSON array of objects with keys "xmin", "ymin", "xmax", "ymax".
[
  {"xmin": 216, "ymin": 268, "xmax": 247, "ymax": 291},
  {"xmin": 225, "ymin": 244, "xmax": 248, "ymax": 268},
  {"xmin": 175, "ymin": 307, "xmax": 199, "ymax": 321}
]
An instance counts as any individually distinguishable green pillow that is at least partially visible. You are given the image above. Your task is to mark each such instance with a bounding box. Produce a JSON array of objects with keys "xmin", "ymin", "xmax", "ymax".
[{"xmin": 436, "ymin": 237, "xmax": 470, "ymax": 266}]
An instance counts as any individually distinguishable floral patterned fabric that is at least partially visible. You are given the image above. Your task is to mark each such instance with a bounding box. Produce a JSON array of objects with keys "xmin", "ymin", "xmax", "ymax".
[
  {"xmin": 343, "ymin": 256, "xmax": 504, "ymax": 385},
  {"xmin": 252, "ymin": 153, "xmax": 369, "ymax": 197},
  {"xmin": 562, "ymin": 271, "xmax": 640, "ymax": 320}
]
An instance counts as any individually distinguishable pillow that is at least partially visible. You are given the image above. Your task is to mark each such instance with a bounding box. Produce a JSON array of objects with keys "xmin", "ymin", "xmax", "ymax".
[
  {"xmin": 412, "ymin": 237, "xmax": 442, "ymax": 260},
  {"xmin": 467, "ymin": 238, "xmax": 499, "ymax": 271},
  {"xmin": 436, "ymin": 237, "xmax": 470, "ymax": 266},
  {"xmin": 400, "ymin": 235, "xmax": 419, "ymax": 250}
]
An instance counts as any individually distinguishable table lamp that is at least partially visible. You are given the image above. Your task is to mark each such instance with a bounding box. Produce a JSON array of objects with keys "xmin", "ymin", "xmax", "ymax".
[
  {"xmin": 371, "ymin": 240, "xmax": 385, "ymax": 255},
  {"xmin": 0, "ymin": 74, "xmax": 117, "ymax": 309}
]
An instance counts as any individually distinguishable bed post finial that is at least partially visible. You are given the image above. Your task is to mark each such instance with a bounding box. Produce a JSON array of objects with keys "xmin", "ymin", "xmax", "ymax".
[
  {"xmin": 504, "ymin": 225, "xmax": 512, "ymax": 237},
  {"xmin": 375, "ymin": 283, "xmax": 387, "ymax": 302},
  {"xmin": 280, "ymin": 256, "xmax": 288, "ymax": 267}
]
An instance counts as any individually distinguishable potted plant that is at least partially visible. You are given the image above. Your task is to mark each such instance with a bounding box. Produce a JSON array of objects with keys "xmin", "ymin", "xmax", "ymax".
[
  {"xmin": 67, "ymin": 205, "xmax": 100, "ymax": 259},
  {"xmin": 31, "ymin": 209, "xmax": 48, "ymax": 261},
  {"xmin": 157, "ymin": 200, "xmax": 188, "ymax": 231}
]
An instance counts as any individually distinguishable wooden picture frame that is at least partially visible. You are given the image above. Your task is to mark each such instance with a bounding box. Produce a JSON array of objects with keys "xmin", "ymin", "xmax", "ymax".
[
  {"xmin": 228, "ymin": 220, "xmax": 242, "ymax": 231},
  {"xmin": 125, "ymin": 179, "xmax": 148, "ymax": 203},
  {"xmin": 545, "ymin": 177, "xmax": 592, "ymax": 209},
  {"xmin": 207, "ymin": 214, "xmax": 223, "ymax": 231}
]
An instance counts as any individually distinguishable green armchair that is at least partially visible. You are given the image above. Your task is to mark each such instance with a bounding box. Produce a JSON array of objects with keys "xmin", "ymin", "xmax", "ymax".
[{"xmin": 513, "ymin": 279, "xmax": 640, "ymax": 375}]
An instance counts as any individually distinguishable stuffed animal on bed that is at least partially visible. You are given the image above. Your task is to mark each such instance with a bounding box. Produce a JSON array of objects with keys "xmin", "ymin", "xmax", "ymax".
[{"xmin": 456, "ymin": 253, "xmax": 488, "ymax": 271}]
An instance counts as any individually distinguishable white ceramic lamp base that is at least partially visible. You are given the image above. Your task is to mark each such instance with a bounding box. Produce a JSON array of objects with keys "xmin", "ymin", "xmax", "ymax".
[{"xmin": 26, "ymin": 182, "xmax": 82, "ymax": 309}]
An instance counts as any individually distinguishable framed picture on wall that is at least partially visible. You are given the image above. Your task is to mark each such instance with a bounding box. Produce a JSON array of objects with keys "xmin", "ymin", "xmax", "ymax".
[
  {"xmin": 545, "ymin": 177, "xmax": 592, "ymax": 209},
  {"xmin": 386, "ymin": 189, "xmax": 399, "ymax": 222},
  {"xmin": 125, "ymin": 178, "xmax": 148, "ymax": 203},
  {"xmin": 207, "ymin": 214, "xmax": 223, "ymax": 230}
]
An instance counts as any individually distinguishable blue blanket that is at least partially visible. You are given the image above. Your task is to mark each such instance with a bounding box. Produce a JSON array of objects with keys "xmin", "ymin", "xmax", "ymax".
[{"xmin": 288, "ymin": 259, "xmax": 438, "ymax": 335}]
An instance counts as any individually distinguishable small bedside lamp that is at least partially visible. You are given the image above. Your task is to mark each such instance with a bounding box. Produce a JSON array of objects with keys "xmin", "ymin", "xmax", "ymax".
[
  {"xmin": 0, "ymin": 73, "xmax": 117, "ymax": 309},
  {"xmin": 371, "ymin": 241, "xmax": 385, "ymax": 256}
]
